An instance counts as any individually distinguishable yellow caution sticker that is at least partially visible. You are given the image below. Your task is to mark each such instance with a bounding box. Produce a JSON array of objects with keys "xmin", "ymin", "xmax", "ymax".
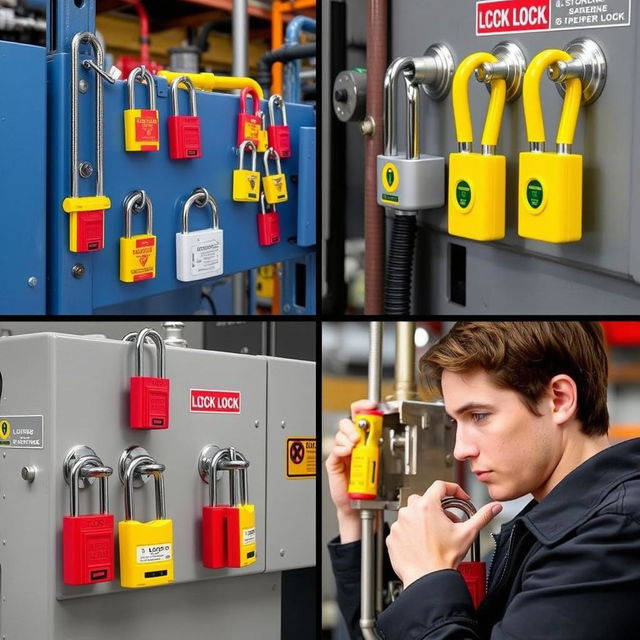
[
  {"xmin": 286, "ymin": 437, "xmax": 316, "ymax": 479},
  {"xmin": 381, "ymin": 162, "xmax": 400, "ymax": 193},
  {"xmin": 0, "ymin": 420, "xmax": 9, "ymax": 441}
]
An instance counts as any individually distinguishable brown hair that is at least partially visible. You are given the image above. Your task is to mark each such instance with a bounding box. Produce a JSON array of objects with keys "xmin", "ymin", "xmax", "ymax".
[{"xmin": 420, "ymin": 321, "xmax": 609, "ymax": 436}]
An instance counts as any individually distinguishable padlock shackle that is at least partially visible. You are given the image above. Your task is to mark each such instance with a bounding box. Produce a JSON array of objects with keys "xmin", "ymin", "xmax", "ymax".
[
  {"xmin": 441, "ymin": 497, "xmax": 480, "ymax": 562},
  {"xmin": 124, "ymin": 454, "xmax": 166, "ymax": 521},
  {"xmin": 523, "ymin": 49, "xmax": 582, "ymax": 148},
  {"xmin": 238, "ymin": 140, "xmax": 257, "ymax": 171},
  {"xmin": 170, "ymin": 75, "xmax": 197, "ymax": 117},
  {"xmin": 240, "ymin": 86, "xmax": 260, "ymax": 116},
  {"xmin": 452, "ymin": 52, "xmax": 506, "ymax": 151},
  {"xmin": 383, "ymin": 56, "xmax": 415, "ymax": 157},
  {"xmin": 134, "ymin": 327, "xmax": 165, "ymax": 378},
  {"xmin": 263, "ymin": 147, "xmax": 282, "ymax": 176},
  {"xmin": 259, "ymin": 191, "xmax": 274, "ymax": 215},
  {"xmin": 69, "ymin": 454, "xmax": 112, "ymax": 517},
  {"xmin": 218, "ymin": 453, "xmax": 250, "ymax": 506},
  {"xmin": 124, "ymin": 189, "xmax": 153, "ymax": 238},
  {"xmin": 127, "ymin": 65, "xmax": 157, "ymax": 111},
  {"xmin": 70, "ymin": 32, "xmax": 107, "ymax": 199},
  {"xmin": 268, "ymin": 93, "xmax": 288, "ymax": 127},
  {"xmin": 182, "ymin": 187, "xmax": 220, "ymax": 234}
]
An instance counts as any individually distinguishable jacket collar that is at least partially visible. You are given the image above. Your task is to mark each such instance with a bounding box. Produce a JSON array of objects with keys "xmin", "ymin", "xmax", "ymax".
[{"xmin": 518, "ymin": 438, "xmax": 640, "ymax": 546}]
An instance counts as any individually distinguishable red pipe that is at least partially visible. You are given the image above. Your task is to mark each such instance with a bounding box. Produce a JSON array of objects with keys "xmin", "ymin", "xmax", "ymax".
[{"xmin": 121, "ymin": 0, "xmax": 150, "ymax": 66}]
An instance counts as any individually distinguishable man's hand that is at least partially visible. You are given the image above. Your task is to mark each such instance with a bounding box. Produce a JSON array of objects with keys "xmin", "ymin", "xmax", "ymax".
[
  {"xmin": 386, "ymin": 480, "xmax": 503, "ymax": 588},
  {"xmin": 325, "ymin": 399, "xmax": 378, "ymax": 543}
]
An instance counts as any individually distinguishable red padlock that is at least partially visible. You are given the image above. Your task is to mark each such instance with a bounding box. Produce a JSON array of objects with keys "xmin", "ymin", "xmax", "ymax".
[
  {"xmin": 257, "ymin": 192, "xmax": 281, "ymax": 246},
  {"xmin": 71, "ymin": 210, "xmax": 105, "ymax": 252},
  {"xmin": 237, "ymin": 87, "xmax": 262, "ymax": 148},
  {"xmin": 129, "ymin": 328, "xmax": 170, "ymax": 430},
  {"xmin": 168, "ymin": 75, "xmax": 202, "ymax": 160},
  {"xmin": 202, "ymin": 449, "xmax": 232, "ymax": 569},
  {"xmin": 63, "ymin": 452, "xmax": 115, "ymax": 585},
  {"xmin": 267, "ymin": 93, "xmax": 291, "ymax": 158}
]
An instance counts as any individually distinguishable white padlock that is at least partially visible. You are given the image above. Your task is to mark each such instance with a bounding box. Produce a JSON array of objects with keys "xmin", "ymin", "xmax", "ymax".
[{"xmin": 176, "ymin": 187, "xmax": 223, "ymax": 282}]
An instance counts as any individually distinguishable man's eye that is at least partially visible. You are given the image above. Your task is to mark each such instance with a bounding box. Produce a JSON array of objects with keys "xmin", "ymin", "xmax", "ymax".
[{"xmin": 471, "ymin": 412, "xmax": 489, "ymax": 423}]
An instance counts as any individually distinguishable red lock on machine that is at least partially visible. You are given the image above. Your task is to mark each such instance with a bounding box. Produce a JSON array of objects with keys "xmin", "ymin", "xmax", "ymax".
[
  {"xmin": 128, "ymin": 328, "xmax": 170, "ymax": 429},
  {"xmin": 237, "ymin": 87, "xmax": 262, "ymax": 148},
  {"xmin": 257, "ymin": 192, "xmax": 281, "ymax": 246},
  {"xmin": 62, "ymin": 448, "xmax": 115, "ymax": 585},
  {"xmin": 442, "ymin": 497, "xmax": 486, "ymax": 608},
  {"xmin": 267, "ymin": 94, "xmax": 291, "ymax": 158},
  {"xmin": 168, "ymin": 75, "xmax": 202, "ymax": 160}
]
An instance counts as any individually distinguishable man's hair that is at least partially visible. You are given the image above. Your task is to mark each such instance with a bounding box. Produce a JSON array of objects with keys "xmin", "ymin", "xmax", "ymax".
[{"xmin": 420, "ymin": 321, "xmax": 609, "ymax": 436}]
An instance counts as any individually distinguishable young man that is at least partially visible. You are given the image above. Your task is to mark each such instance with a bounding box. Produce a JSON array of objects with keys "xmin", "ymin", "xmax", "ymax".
[{"xmin": 327, "ymin": 321, "xmax": 640, "ymax": 639}]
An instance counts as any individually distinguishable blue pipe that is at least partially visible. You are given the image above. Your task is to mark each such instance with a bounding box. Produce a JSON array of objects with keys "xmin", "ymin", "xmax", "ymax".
[{"xmin": 284, "ymin": 16, "xmax": 316, "ymax": 103}]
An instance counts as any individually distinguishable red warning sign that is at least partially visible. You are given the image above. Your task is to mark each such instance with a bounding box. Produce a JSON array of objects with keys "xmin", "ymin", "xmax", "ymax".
[
  {"xmin": 477, "ymin": 0, "xmax": 549, "ymax": 35},
  {"xmin": 190, "ymin": 389, "xmax": 241, "ymax": 413}
]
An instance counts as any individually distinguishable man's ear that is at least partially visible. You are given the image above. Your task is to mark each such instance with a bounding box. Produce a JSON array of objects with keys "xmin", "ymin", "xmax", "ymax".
[{"xmin": 548, "ymin": 374, "xmax": 578, "ymax": 426}]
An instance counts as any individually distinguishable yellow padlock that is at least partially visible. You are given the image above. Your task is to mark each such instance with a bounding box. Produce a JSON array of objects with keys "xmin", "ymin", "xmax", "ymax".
[
  {"xmin": 120, "ymin": 190, "xmax": 157, "ymax": 283},
  {"xmin": 119, "ymin": 454, "xmax": 174, "ymax": 589},
  {"xmin": 124, "ymin": 66, "xmax": 160, "ymax": 152},
  {"xmin": 518, "ymin": 49, "xmax": 583, "ymax": 243},
  {"xmin": 347, "ymin": 410, "xmax": 383, "ymax": 500},
  {"xmin": 232, "ymin": 140, "xmax": 260, "ymax": 202},
  {"xmin": 256, "ymin": 110, "xmax": 269, "ymax": 153},
  {"xmin": 448, "ymin": 52, "xmax": 507, "ymax": 242},
  {"xmin": 262, "ymin": 147, "xmax": 288, "ymax": 204}
]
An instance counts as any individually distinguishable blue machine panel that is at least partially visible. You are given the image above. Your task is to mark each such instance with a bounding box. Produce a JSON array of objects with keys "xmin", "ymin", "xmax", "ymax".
[
  {"xmin": 0, "ymin": 41, "xmax": 46, "ymax": 315},
  {"xmin": 47, "ymin": 53, "xmax": 315, "ymax": 314}
]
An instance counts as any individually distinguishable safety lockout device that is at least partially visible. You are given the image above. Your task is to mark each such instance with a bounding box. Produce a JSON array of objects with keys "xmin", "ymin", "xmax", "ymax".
[
  {"xmin": 267, "ymin": 94, "xmax": 291, "ymax": 158},
  {"xmin": 62, "ymin": 32, "xmax": 115, "ymax": 253},
  {"xmin": 176, "ymin": 187, "xmax": 223, "ymax": 281},
  {"xmin": 262, "ymin": 147, "xmax": 288, "ymax": 204},
  {"xmin": 257, "ymin": 192, "xmax": 281, "ymax": 247},
  {"xmin": 128, "ymin": 328, "xmax": 170, "ymax": 430},
  {"xmin": 118, "ymin": 447, "xmax": 173, "ymax": 588},
  {"xmin": 168, "ymin": 75, "xmax": 202, "ymax": 159},
  {"xmin": 377, "ymin": 45, "xmax": 454, "ymax": 211},
  {"xmin": 449, "ymin": 42, "xmax": 525, "ymax": 241},
  {"xmin": 237, "ymin": 87, "xmax": 262, "ymax": 148},
  {"xmin": 120, "ymin": 190, "xmax": 156, "ymax": 283},
  {"xmin": 124, "ymin": 66, "xmax": 160, "ymax": 152},
  {"xmin": 233, "ymin": 140, "xmax": 260, "ymax": 202},
  {"xmin": 442, "ymin": 498, "xmax": 486, "ymax": 608},
  {"xmin": 347, "ymin": 410, "xmax": 384, "ymax": 500},
  {"xmin": 62, "ymin": 446, "xmax": 115, "ymax": 586},
  {"xmin": 518, "ymin": 39, "xmax": 606, "ymax": 243},
  {"xmin": 256, "ymin": 109, "xmax": 268, "ymax": 152}
]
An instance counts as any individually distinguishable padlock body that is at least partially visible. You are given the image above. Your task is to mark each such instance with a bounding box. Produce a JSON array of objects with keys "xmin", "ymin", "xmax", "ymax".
[
  {"xmin": 63, "ymin": 514, "xmax": 115, "ymax": 585},
  {"xmin": 448, "ymin": 152, "xmax": 506, "ymax": 241},
  {"xmin": 202, "ymin": 505, "xmax": 231, "ymax": 569},
  {"xmin": 256, "ymin": 128, "xmax": 268, "ymax": 153},
  {"xmin": 69, "ymin": 210, "xmax": 105, "ymax": 252},
  {"xmin": 263, "ymin": 173, "xmax": 288, "ymax": 204},
  {"xmin": 226, "ymin": 504, "xmax": 257, "ymax": 568},
  {"xmin": 257, "ymin": 211, "xmax": 281, "ymax": 246},
  {"xmin": 118, "ymin": 519, "xmax": 174, "ymax": 588},
  {"xmin": 124, "ymin": 108, "xmax": 160, "ymax": 152},
  {"xmin": 176, "ymin": 228, "xmax": 224, "ymax": 282},
  {"xmin": 347, "ymin": 412, "xmax": 383, "ymax": 500},
  {"xmin": 518, "ymin": 151, "xmax": 582, "ymax": 243},
  {"xmin": 237, "ymin": 113, "xmax": 261, "ymax": 147},
  {"xmin": 120, "ymin": 234, "xmax": 157, "ymax": 282},
  {"xmin": 130, "ymin": 375, "xmax": 170, "ymax": 429},
  {"xmin": 268, "ymin": 124, "xmax": 291, "ymax": 158},
  {"xmin": 232, "ymin": 169, "xmax": 260, "ymax": 202},
  {"xmin": 458, "ymin": 561, "xmax": 486, "ymax": 608},
  {"xmin": 377, "ymin": 154, "xmax": 445, "ymax": 210},
  {"xmin": 168, "ymin": 115, "xmax": 202, "ymax": 159}
]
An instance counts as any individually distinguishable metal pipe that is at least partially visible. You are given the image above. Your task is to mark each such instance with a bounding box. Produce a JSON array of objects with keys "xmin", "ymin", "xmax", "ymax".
[
  {"xmin": 375, "ymin": 509, "xmax": 384, "ymax": 613},
  {"xmin": 395, "ymin": 322, "xmax": 417, "ymax": 401},
  {"xmin": 368, "ymin": 321, "xmax": 383, "ymax": 404},
  {"xmin": 284, "ymin": 16, "xmax": 316, "ymax": 102},
  {"xmin": 360, "ymin": 509, "xmax": 380, "ymax": 640}
]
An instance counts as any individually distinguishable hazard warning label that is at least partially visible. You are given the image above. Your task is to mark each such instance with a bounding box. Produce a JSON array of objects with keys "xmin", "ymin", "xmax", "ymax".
[
  {"xmin": 286, "ymin": 437, "xmax": 316, "ymax": 479},
  {"xmin": 476, "ymin": 0, "xmax": 630, "ymax": 36}
]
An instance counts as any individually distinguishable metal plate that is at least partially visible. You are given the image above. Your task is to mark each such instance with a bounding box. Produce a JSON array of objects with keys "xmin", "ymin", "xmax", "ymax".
[{"xmin": 554, "ymin": 38, "xmax": 607, "ymax": 106}]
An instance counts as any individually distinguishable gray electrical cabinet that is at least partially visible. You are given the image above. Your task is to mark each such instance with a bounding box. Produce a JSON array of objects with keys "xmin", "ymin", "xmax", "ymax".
[{"xmin": 0, "ymin": 332, "xmax": 315, "ymax": 639}]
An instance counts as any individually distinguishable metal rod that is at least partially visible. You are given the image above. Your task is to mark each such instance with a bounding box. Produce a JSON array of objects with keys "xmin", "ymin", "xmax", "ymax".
[
  {"xmin": 360, "ymin": 509, "xmax": 380, "ymax": 639},
  {"xmin": 368, "ymin": 322, "xmax": 383, "ymax": 403},
  {"xmin": 395, "ymin": 322, "xmax": 416, "ymax": 401},
  {"xmin": 405, "ymin": 77, "xmax": 420, "ymax": 161},
  {"xmin": 375, "ymin": 510, "xmax": 384, "ymax": 613}
]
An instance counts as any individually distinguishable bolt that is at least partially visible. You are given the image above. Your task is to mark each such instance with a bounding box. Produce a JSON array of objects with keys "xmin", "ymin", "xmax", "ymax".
[
  {"xmin": 360, "ymin": 115, "xmax": 375, "ymax": 136},
  {"xmin": 240, "ymin": 346, "xmax": 250, "ymax": 354},
  {"xmin": 334, "ymin": 88, "xmax": 348, "ymax": 103},
  {"xmin": 72, "ymin": 264, "xmax": 85, "ymax": 279},
  {"xmin": 281, "ymin": 420, "xmax": 286, "ymax": 429},
  {"xmin": 21, "ymin": 466, "xmax": 36, "ymax": 483},
  {"xmin": 254, "ymin": 420, "xmax": 260, "ymax": 429},
  {"xmin": 78, "ymin": 162, "xmax": 93, "ymax": 178},
  {"xmin": 79, "ymin": 79, "xmax": 88, "ymax": 93},
  {"xmin": 279, "ymin": 548, "xmax": 285, "ymax": 557},
  {"xmin": 283, "ymin": 304, "xmax": 291, "ymax": 312},
  {"xmin": 27, "ymin": 277, "xmax": 37, "ymax": 288}
]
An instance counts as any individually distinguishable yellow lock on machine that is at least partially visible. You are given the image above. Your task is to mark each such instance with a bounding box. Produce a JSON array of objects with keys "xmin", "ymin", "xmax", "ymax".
[
  {"xmin": 119, "ymin": 449, "xmax": 174, "ymax": 588},
  {"xmin": 120, "ymin": 190, "xmax": 157, "ymax": 282},
  {"xmin": 262, "ymin": 147, "xmax": 288, "ymax": 204},
  {"xmin": 124, "ymin": 66, "xmax": 160, "ymax": 152},
  {"xmin": 347, "ymin": 410, "xmax": 384, "ymax": 500},
  {"xmin": 233, "ymin": 140, "xmax": 260, "ymax": 202}
]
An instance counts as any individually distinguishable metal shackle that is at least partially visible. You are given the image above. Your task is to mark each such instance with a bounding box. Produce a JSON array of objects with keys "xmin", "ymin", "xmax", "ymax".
[
  {"xmin": 207, "ymin": 448, "xmax": 231, "ymax": 507},
  {"xmin": 259, "ymin": 192, "xmax": 273, "ymax": 215},
  {"xmin": 268, "ymin": 94, "xmax": 288, "ymax": 126},
  {"xmin": 68, "ymin": 454, "xmax": 113, "ymax": 517},
  {"xmin": 124, "ymin": 190, "xmax": 153, "ymax": 238},
  {"xmin": 263, "ymin": 147, "xmax": 282, "ymax": 176},
  {"xmin": 441, "ymin": 497, "xmax": 480, "ymax": 562},
  {"xmin": 182, "ymin": 187, "xmax": 220, "ymax": 234},
  {"xmin": 218, "ymin": 447, "xmax": 250, "ymax": 506},
  {"xmin": 258, "ymin": 110, "xmax": 266, "ymax": 129},
  {"xmin": 170, "ymin": 75, "xmax": 197, "ymax": 117},
  {"xmin": 240, "ymin": 86, "xmax": 260, "ymax": 115},
  {"xmin": 128, "ymin": 65, "xmax": 157, "ymax": 111},
  {"xmin": 123, "ymin": 454, "xmax": 167, "ymax": 522},
  {"xmin": 134, "ymin": 328, "xmax": 165, "ymax": 378},
  {"xmin": 238, "ymin": 140, "xmax": 257, "ymax": 171}
]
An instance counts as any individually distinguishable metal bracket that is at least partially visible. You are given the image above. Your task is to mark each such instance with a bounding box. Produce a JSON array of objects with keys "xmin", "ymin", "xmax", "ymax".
[
  {"xmin": 63, "ymin": 445, "xmax": 98, "ymax": 489},
  {"xmin": 118, "ymin": 445, "xmax": 152, "ymax": 488},
  {"xmin": 476, "ymin": 40, "xmax": 527, "ymax": 103},
  {"xmin": 418, "ymin": 42, "xmax": 455, "ymax": 101}
]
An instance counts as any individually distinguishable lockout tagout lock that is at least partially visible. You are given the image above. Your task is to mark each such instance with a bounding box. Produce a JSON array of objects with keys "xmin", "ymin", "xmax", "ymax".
[
  {"xmin": 168, "ymin": 75, "xmax": 202, "ymax": 160},
  {"xmin": 124, "ymin": 66, "xmax": 160, "ymax": 152},
  {"xmin": 257, "ymin": 192, "xmax": 281, "ymax": 247},
  {"xmin": 267, "ymin": 94, "xmax": 291, "ymax": 158},
  {"xmin": 237, "ymin": 86, "xmax": 262, "ymax": 148},
  {"xmin": 262, "ymin": 147, "xmax": 288, "ymax": 204},
  {"xmin": 347, "ymin": 410, "xmax": 384, "ymax": 500},
  {"xmin": 233, "ymin": 141, "xmax": 260, "ymax": 202},
  {"xmin": 119, "ymin": 190, "xmax": 157, "ymax": 283}
]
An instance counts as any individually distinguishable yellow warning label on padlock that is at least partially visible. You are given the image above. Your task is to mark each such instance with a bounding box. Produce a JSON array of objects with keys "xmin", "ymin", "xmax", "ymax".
[
  {"xmin": 380, "ymin": 162, "xmax": 400, "ymax": 194},
  {"xmin": 124, "ymin": 109, "xmax": 160, "ymax": 152},
  {"xmin": 120, "ymin": 235, "xmax": 157, "ymax": 282}
]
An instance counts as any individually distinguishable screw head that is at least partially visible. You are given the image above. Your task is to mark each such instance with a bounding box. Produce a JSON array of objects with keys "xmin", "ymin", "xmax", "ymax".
[
  {"xmin": 72, "ymin": 264, "xmax": 85, "ymax": 279},
  {"xmin": 279, "ymin": 549, "xmax": 285, "ymax": 557},
  {"xmin": 27, "ymin": 277, "xmax": 37, "ymax": 288},
  {"xmin": 79, "ymin": 79, "xmax": 88, "ymax": 93},
  {"xmin": 78, "ymin": 162, "xmax": 93, "ymax": 178}
]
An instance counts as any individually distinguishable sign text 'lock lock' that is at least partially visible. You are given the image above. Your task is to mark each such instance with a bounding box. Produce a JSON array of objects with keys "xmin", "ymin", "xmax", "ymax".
[
  {"xmin": 62, "ymin": 447, "xmax": 114, "ymax": 586},
  {"xmin": 124, "ymin": 66, "xmax": 160, "ymax": 152},
  {"xmin": 267, "ymin": 94, "xmax": 291, "ymax": 158},
  {"xmin": 120, "ymin": 190, "xmax": 156, "ymax": 283},
  {"xmin": 237, "ymin": 86, "xmax": 262, "ymax": 147},
  {"xmin": 118, "ymin": 447, "xmax": 173, "ymax": 588},
  {"xmin": 233, "ymin": 140, "xmax": 260, "ymax": 202},
  {"xmin": 168, "ymin": 75, "xmax": 202, "ymax": 160},
  {"xmin": 262, "ymin": 147, "xmax": 288, "ymax": 204},
  {"xmin": 257, "ymin": 192, "xmax": 281, "ymax": 246},
  {"xmin": 347, "ymin": 410, "xmax": 384, "ymax": 500},
  {"xmin": 176, "ymin": 187, "xmax": 224, "ymax": 281}
]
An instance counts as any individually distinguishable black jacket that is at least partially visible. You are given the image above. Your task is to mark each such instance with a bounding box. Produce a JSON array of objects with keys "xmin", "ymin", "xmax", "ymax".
[{"xmin": 328, "ymin": 438, "xmax": 640, "ymax": 639}]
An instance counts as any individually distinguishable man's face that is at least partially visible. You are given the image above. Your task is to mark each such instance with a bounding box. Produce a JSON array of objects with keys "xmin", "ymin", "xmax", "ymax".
[{"xmin": 442, "ymin": 368, "xmax": 561, "ymax": 502}]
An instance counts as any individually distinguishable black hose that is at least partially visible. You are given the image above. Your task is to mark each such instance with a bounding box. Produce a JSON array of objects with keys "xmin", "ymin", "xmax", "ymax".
[
  {"xmin": 257, "ymin": 43, "xmax": 317, "ymax": 94},
  {"xmin": 384, "ymin": 214, "xmax": 416, "ymax": 315}
]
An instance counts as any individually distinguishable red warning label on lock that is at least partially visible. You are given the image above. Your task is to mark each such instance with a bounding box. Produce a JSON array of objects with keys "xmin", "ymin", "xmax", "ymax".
[
  {"xmin": 477, "ymin": 0, "xmax": 549, "ymax": 35},
  {"xmin": 190, "ymin": 389, "xmax": 242, "ymax": 413}
]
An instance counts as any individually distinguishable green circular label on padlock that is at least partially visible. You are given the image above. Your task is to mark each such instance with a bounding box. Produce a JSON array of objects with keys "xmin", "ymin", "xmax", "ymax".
[
  {"xmin": 456, "ymin": 181, "xmax": 472, "ymax": 209},
  {"xmin": 527, "ymin": 180, "xmax": 543, "ymax": 209}
]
